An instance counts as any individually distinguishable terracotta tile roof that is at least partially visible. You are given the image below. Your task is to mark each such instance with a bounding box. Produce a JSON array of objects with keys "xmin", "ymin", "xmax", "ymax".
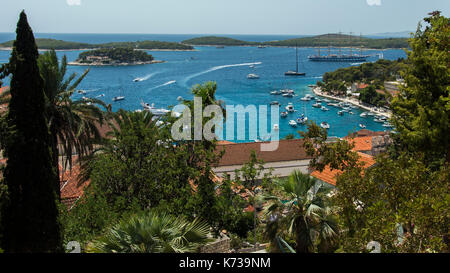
[
  {"xmin": 350, "ymin": 129, "xmax": 389, "ymax": 138},
  {"xmin": 310, "ymin": 152, "xmax": 376, "ymax": 186},
  {"xmin": 59, "ymin": 158, "xmax": 90, "ymax": 208},
  {"xmin": 346, "ymin": 136, "xmax": 373, "ymax": 152},
  {"xmin": 217, "ymin": 140, "xmax": 235, "ymax": 145},
  {"xmin": 357, "ymin": 83, "xmax": 369, "ymax": 90},
  {"xmin": 216, "ymin": 139, "xmax": 310, "ymax": 167}
]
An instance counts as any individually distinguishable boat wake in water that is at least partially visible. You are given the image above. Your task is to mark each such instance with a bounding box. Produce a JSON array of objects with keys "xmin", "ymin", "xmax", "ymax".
[
  {"xmin": 181, "ymin": 62, "xmax": 262, "ymax": 87},
  {"xmin": 148, "ymin": 80, "xmax": 177, "ymax": 91},
  {"xmin": 134, "ymin": 72, "xmax": 160, "ymax": 82}
]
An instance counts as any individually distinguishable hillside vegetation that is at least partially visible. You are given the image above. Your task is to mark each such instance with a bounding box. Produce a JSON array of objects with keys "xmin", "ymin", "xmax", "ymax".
[
  {"xmin": 182, "ymin": 34, "xmax": 409, "ymax": 49},
  {"xmin": 0, "ymin": 38, "xmax": 194, "ymax": 50}
]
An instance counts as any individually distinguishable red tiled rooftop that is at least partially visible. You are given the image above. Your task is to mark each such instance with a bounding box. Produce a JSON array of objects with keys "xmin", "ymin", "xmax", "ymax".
[
  {"xmin": 311, "ymin": 152, "xmax": 376, "ymax": 186},
  {"xmin": 216, "ymin": 139, "xmax": 310, "ymax": 167},
  {"xmin": 346, "ymin": 136, "xmax": 373, "ymax": 152}
]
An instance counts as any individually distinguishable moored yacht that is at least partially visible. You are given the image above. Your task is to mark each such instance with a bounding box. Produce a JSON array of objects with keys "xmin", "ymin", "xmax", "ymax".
[
  {"xmin": 285, "ymin": 103, "xmax": 295, "ymax": 112},
  {"xmin": 113, "ymin": 96, "xmax": 125, "ymax": 102},
  {"xmin": 321, "ymin": 122, "xmax": 330, "ymax": 129},
  {"xmin": 289, "ymin": 120, "xmax": 298, "ymax": 127},
  {"xmin": 297, "ymin": 114, "xmax": 308, "ymax": 124},
  {"xmin": 280, "ymin": 111, "xmax": 288, "ymax": 118},
  {"xmin": 359, "ymin": 124, "xmax": 366, "ymax": 129}
]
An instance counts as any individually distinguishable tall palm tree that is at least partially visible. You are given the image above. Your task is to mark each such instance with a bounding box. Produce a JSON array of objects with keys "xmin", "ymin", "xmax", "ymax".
[
  {"xmin": 87, "ymin": 210, "xmax": 212, "ymax": 253},
  {"xmin": 0, "ymin": 50, "xmax": 107, "ymax": 195},
  {"xmin": 262, "ymin": 171, "xmax": 339, "ymax": 253}
]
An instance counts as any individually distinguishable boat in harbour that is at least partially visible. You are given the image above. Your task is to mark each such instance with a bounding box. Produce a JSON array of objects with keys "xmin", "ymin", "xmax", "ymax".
[
  {"xmin": 297, "ymin": 114, "xmax": 308, "ymax": 125},
  {"xmin": 359, "ymin": 124, "xmax": 366, "ymax": 129},
  {"xmin": 321, "ymin": 106, "xmax": 329, "ymax": 111},
  {"xmin": 285, "ymin": 103, "xmax": 295, "ymax": 112},
  {"xmin": 141, "ymin": 100, "xmax": 171, "ymax": 116},
  {"xmin": 312, "ymin": 103, "xmax": 322, "ymax": 108},
  {"xmin": 247, "ymin": 74, "xmax": 260, "ymax": 79},
  {"xmin": 321, "ymin": 122, "xmax": 330, "ymax": 129},
  {"xmin": 338, "ymin": 111, "xmax": 344, "ymax": 116},
  {"xmin": 270, "ymin": 101, "xmax": 280, "ymax": 105},
  {"xmin": 113, "ymin": 96, "xmax": 125, "ymax": 102},
  {"xmin": 280, "ymin": 111, "xmax": 288, "ymax": 118},
  {"xmin": 285, "ymin": 44, "xmax": 306, "ymax": 76},
  {"xmin": 270, "ymin": 90, "xmax": 282, "ymax": 95},
  {"xmin": 289, "ymin": 120, "xmax": 298, "ymax": 127},
  {"xmin": 360, "ymin": 112, "xmax": 368, "ymax": 117}
]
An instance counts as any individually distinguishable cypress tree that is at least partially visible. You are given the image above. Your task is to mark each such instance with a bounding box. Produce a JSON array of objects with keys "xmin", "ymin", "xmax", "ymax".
[{"xmin": 0, "ymin": 11, "xmax": 61, "ymax": 252}]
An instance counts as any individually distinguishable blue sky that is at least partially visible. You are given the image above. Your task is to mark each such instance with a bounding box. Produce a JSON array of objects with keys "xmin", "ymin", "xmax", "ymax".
[{"xmin": 0, "ymin": 0, "xmax": 448, "ymax": 35}]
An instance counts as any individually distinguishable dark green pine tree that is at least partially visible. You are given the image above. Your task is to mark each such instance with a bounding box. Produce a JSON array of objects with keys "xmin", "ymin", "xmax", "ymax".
[{"xmin": 0, "ymin": 11, "xmax": 62, "ymax": 252}]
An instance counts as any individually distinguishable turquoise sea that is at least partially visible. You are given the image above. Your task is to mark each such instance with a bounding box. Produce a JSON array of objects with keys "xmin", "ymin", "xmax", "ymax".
[{"xmin": 0, "ymin": 33, "xmax": 407, "ymax": 142}]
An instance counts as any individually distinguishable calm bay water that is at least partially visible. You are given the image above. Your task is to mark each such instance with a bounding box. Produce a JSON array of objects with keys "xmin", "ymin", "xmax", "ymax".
[{"xmin": 0, "ymin": 33, "xmax": 407, "ymax": 142}]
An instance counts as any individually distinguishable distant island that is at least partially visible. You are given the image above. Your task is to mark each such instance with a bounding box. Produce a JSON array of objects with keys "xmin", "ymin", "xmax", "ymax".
[
  {"xmin": 182, "ymin": 34, "xmax": 409, "ymax": 49},
  {"xmin": 69, "ymin": 48, "xmax": 164, "ymax": 66},
  {"xmin": 0, "ymin": 38, "xmax": 195, "ymax": 51}
]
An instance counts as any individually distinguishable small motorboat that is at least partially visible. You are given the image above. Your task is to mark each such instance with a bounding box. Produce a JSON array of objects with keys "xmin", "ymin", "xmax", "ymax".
[
  {"xmin": 321, "ymin": 122, "xmax": 330, "ymax": 129},
  {"xmin": 77, "ymin": 90, "xmax": 87, "ymax": 95},
  {"xmin": 270, "ymin": 90, "xmax": 282, "ymax": 95},
  {"xmin": 289, "ymin": 120, "xmax": 298, "ymax": 127},
  {"xmin": 270, "ymin": 101, "xmax": 280, "ymax": 105},
  {"xmin": 285, "ymin": 103, "xmax": 295, "ymax": 112},
  {"xmin": 247, "ymin": 74, "xmax": 260, "ymax": 79},
  {"xmin": 282, "ymin": 93, "xmax": 294, "ymax": 98},
  {"xmin": 113, "ymin": 96, "xmax": 125, "ymax": 102},
  {"xmin": 312, "ymin": 103, "xmax": 322, "ymax": 108},
  {"xmin": 349, "ymin": 111, "xmax": 354, "ymax": 115},
  {"xmin": 360, "ymin": 112, "xmax": 368, "ymax": 117},
  {"xmin": 280, "ymin": 111, "xmax": 288, "ymax": 118},
  {"xmin": 338, "ymin": 111, "xmax": 344, "ymax": 116},
  {"xmin": 359, "ymin": 124, "xmax": 366, "ymax": 129},
  {"xmin": 133, "ymin": 78, "xmax": 143, "ymax": 82},
  {"xmin": 321, "ymin": 106, "xmax": 329, "ymax": 111},
  {"xmin": 300, "ymin": 96, "xmax": 311, "ymax": 101},
  {"xmin": 297, "ymin": 115, "xmax": 308, "ymax": 124}
]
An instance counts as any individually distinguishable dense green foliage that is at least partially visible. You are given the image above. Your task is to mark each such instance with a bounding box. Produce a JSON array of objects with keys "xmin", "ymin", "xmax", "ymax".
[
  {"xmin": 321, "ymin": 59, "xmax": 407, "ymax": 90},
  {"xmin": 182, "ymin": 34, "xmax": 409, "ymax": 49},
  {"xmin": 0, "ymin": 38, "xmax": 194, "ymax": 50},
  {"xmin": 360, "ymin": 85, "xmax": 387, "ymax": 106},
  {"xmin": 391, "ymin": 12, "xmax": 450, "ymax": 164},
  {"xmin": 0, "ymin": 11, "xmax": 61, "ymax": 252},
  {"xmin": 77, "ymin": 48, "xmax": 154, "ymax": 64},
  {"xmin": 262, "ymin": 171, "xmax": 338, "ymax": 253},
  {"xmin": 87, "ymin": 210, "xmax": 211, "ymax": 253}
]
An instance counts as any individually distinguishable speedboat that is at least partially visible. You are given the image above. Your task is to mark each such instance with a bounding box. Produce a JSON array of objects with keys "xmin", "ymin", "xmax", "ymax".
[
  {"xmin": 133, "ymin": 78, "xmax": 143, "ymax": 82},
  {"xmin": 280, "ymin": 111, "xmax": 288, "ymax": 118},
  {"xmin": 270, "ymin": 90, "xmax": 281, "ymax": 95},
  {"xmin": 282, "ymin": 93, "xmax": 294, "ymax": 98},
  {"xmin": 113, "ymin": 96, "xmax": 125, "ymax": 102},
  {"xmin": 281, "ymin": 89, "xmax": 294, "ymax": 94},
  {"xmin": 360, "ymin": 112, "xmax": 368, "ymax": 117},
  {"xmin": 270, "ymin": 101, "xmax": 280, "ymax": 105},
  {"xmin": 247, "ymin": 74, "xmax": 260, "ymax": 79},
  {"xmin": 141, "ymin": 101, "xmax": 170, "ymax": 116},
  {"xmin": 321, "ymin": 106, "xmax": 329, "ymax": 111},
  {"xmin": 285, "ymin": 103, "xmax": 295, "ymax": 112},
  {"xmin": 359, "ymin": 124, "xmax": 366, "ymax": 129},
  {"xmin": 321, "ymin": 122, "xmax": 330, "ymax": 129},
  {"xmin": 289, "ymin": 120, "xmax": 298, "ymax": 127},
  {"xmin": 374, "ymin": 118, "xmax": 384, "ymax": 123},
  {"xmin": 312, "ymin": 103, "xmax": 322, "ymax": 108},
  {"xmin": 316, "ymin": 99, "xmax": 322, "ymax": 103}
]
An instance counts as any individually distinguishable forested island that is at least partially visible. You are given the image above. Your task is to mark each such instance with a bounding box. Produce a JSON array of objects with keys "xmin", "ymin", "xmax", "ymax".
[
  {"xmin": 182, "ymin": 34, "xmax": 410, "ymax": 49},
  {"xmin": 69, "ymin": 48, "xmax": 163, "ymax": 66},
  {"xmin": 0, "ymin": 38, "xmax": 194, "ymax": 51}
]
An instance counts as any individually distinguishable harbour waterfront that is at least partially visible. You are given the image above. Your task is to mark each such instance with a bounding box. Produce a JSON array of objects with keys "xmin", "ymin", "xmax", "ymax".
[{"xmin": 0, "ymin": 34, "xmax": 407, "ymax": 142}]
